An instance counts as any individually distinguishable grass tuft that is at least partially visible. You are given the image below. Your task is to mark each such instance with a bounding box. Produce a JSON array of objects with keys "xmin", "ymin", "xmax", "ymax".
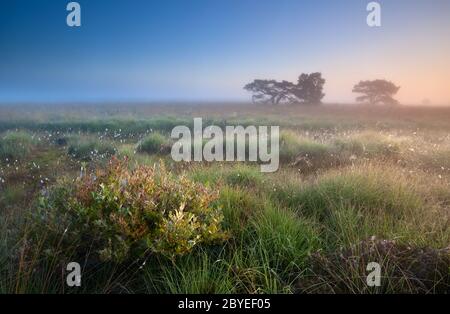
[{"xmin": 136, "ymin": 132, "xmax": 172, "ymax": 155}]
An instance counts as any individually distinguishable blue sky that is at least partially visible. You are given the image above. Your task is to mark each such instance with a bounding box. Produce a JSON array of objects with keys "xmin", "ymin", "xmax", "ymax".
[{"xmin": 1, "ymin": 0, "xmax": 449, "ymax": 104}]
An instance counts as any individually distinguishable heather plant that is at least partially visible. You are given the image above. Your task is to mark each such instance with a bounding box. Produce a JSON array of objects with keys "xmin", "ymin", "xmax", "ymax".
[{"xmin": 33, "ymin": 157, "xmax": 228, "ymax": 263}]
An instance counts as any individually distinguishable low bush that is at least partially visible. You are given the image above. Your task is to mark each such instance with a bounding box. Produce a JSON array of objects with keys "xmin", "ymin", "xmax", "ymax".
[{"xmin": 33, "ymin": 157, "xmax": 228, "ymax": 263}]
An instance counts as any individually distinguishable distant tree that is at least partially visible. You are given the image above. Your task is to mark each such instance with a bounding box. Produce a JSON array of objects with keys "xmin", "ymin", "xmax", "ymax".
[
  {"xmin": 292, "ymin": 72, "xmax": 326, "ymax": 105},
  {"xmin": 244, "ymin": 73, "xmax": 325, "ymax": 105},
  {"xmin": 243, "ymin": 79, "xmax": 296, "ymax": 105},
  {"xmin": 352, "ymin": 80, "xmax": 400, "ymax": 105}
]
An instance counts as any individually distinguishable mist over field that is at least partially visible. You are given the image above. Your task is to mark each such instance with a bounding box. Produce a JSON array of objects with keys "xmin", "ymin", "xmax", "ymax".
[
  {"xmin": 0, "ymin": 0, "xmax": 449, "ymax": 296},
  {"xmin": 1, "ymin": 102, "xmax": 449, "ymax": 293}
]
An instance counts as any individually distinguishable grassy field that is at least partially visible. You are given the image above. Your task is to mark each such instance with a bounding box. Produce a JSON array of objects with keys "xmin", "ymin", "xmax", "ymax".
[{"xmin": 0, "ymin": 103, "xmax": 449, "ymax": 294}]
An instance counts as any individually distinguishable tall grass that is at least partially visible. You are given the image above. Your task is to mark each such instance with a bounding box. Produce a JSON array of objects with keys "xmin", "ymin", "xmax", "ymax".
[
  {"xmin": 279, "ymin": 131, "xmax": 331, "ymax": 163},
  {"xmin": 333, "ymin": 131, "xmax": 400, "ymax": 159},
  {"xmin": 136, "ymin": 132, "xmax": 171, "ymax": 155},
  {"xmin": 0, "ymin": 131, "xmax": 36, "ymax": 162},
  {"xmin": 252, "ymin": 206, "xmax": 321, "ymax": 273},
  {"xmin": 67, "ymin": 136, "xmax": 116, "ymax": 161},
  {"xmin": 0, "ymin": 105, "xmax": 449, "ymax": 294}
]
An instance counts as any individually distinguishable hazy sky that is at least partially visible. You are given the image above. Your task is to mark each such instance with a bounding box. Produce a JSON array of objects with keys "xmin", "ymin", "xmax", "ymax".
[{"xmin": 1, "ymin": 0, "xmax": 449, "ymax": 104}]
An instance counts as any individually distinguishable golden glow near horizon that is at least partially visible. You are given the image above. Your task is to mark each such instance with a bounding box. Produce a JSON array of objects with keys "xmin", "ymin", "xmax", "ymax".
[{"xmin": 282, "ymin": 35, "xmax": 450, "ymax": 106}]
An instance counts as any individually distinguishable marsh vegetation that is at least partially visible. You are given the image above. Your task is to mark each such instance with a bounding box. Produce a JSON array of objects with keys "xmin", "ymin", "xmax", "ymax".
[{"xmin": 0, "ymin": 103, "xmax": 449, "ymax": 293}]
